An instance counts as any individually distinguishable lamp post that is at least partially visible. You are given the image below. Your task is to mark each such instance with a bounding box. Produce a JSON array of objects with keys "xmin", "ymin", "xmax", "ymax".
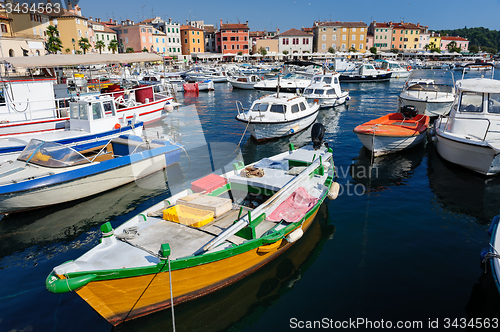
[{"xmin": 71, "ymin": 38, "xmax": 75, "ymax": 54}]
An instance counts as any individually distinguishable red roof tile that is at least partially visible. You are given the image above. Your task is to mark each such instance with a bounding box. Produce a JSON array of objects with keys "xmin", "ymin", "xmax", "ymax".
[
  {"xmin": 220, "ymin": 23, "xmax": 249, "ymax": 30},
  {"xmin": 441, "ymin": 36, "xmax": 468, "ymax": 41},
  {"xmin": 279, "ymin": 28, "xmax": 312, "ymax": 37}
]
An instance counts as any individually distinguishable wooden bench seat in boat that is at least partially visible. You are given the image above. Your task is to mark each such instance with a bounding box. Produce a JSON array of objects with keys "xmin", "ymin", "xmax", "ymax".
[{"xmin": 177, "ymin": 193, "xmax": 232, "ymax": 218}]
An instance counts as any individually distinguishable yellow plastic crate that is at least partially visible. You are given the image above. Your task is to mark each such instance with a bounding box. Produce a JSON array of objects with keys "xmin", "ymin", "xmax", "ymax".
[{"xmin": 163, "ymin": 205, "xmax": 214, "ymax": 227}]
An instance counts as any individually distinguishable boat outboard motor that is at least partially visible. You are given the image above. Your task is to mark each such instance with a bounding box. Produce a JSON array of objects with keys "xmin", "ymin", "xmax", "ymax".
[
  {"xmin": 401, "ymin": 105, "xmax": 418, "ymax": 119},
  {"xmin": 311, "ymin": 123, "xmax": 326, "ymax": 150}
]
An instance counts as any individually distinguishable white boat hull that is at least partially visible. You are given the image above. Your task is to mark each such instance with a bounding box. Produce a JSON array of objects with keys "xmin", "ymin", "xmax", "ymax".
[
  {"xmin": 435, "ymin": 131, "xmax": 500, "ymax": 175},
  {"xmin": 305, "ymin": 93, "xmax": 349, "ymax": 108},
  {"xmin": 356, "ymin": 132, "xmax": 426, "ymax": 156},
  {"xmin": 248, "ymin": 111, "xmax": 319, "ymax": 141},
  {"xmin": 399, "ymin": 95, "xmax": 453, "ymax": 117},
  {"xmin": 0, "ymin": 153, "xmax": 171, "ymax": 213},
  {"xmin": 229, "ymin": 81, "xmax": 256, "ymax": 90}
]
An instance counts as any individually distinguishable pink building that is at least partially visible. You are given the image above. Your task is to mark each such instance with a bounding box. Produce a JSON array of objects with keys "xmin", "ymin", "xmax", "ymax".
[
  {"xmin": 113, "ymin": 20, "xmax": 155, "ymax": 52},
  {"xmin": 440, "ymin": 36, "xmax": 469, "ymax": 52}
]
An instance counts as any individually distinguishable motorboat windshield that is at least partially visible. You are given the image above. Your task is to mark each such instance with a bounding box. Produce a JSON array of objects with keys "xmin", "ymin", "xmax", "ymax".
[{"xmin": 17, "ymin": 139, "xmax": 91, "ymax": 168}]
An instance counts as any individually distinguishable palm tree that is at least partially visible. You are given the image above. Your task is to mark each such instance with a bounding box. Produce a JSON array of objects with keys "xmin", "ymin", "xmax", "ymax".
[
  {"xmin": 108, "ymin": 40, "xmax": 118, "ymax": 54},
  {"xmin": 258, "ymin": 47, "xmax": 267, "ymax": 56},
  {"xmin": 424, "ymin": 44, "xmax": 430, "ymax": 51},
  {"xmin": 95, "ymin": 40, "xmax": 105, "ymax": 54},
  {"xmin": 78, "ymin": 37, "xmax": 91, "ymax": 54},
  {"xmin": 45, "ymin": 25, "xmax": 62, "ymax": 54}
]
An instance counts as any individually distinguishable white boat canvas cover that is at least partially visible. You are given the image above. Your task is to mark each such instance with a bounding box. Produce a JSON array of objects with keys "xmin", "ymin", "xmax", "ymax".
[{"xmin": 0, "ymin": 53, "xmax": 163, "ymax": 68}]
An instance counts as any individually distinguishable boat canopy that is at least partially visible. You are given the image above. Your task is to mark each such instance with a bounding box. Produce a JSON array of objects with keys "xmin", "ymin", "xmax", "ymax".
[
  {"xmin": 0, "ymin": 53, "xmax": 163, "ymax": 68},
  {"xmin": 17, "ymin": 139, "xmax": 92, "ymax": 168},
  {"xmin": 456, "ymin": 78, "xmax": 500, "ymax": 94}
]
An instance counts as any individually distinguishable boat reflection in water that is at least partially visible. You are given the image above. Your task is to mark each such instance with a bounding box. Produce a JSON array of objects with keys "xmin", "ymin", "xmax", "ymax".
[
  {"xmin": 350, "ymin": 145, "xmax": 425, "ymax": 193},
  {"xmin": 427, "ymin": 145, "xmax": 500, "ymax": 225},
  {"xmin": 0, "ymin": 164, "xmax": 183, "ymax": 260},
  {"xmin": 114, "ymin": 203, "xmax": 334, "ymax": 332}
]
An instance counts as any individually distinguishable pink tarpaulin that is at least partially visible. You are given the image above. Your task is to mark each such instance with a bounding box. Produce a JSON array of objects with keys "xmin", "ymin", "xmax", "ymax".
[
  {"xmin": 267, "ymin": 187, "xmax": 318, "ymax": 223},
  {"xmin": 183, "ymin": 82, "xmax": 199, "ymax": 92}
]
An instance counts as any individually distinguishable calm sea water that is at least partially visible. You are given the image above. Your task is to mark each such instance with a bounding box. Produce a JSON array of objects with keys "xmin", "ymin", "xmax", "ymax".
[{"xmin": 1, "ymin": 69, "xmax": 500, "ymax": 332}]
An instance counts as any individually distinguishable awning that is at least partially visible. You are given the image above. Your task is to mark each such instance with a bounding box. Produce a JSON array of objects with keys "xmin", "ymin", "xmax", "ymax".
[{"xmin": 0, "ymin": 53, "xmax": 164, "ymax": 68}]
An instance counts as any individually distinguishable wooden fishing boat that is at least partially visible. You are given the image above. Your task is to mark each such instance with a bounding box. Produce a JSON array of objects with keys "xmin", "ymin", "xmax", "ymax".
[
  {"xmin": 353, "ymin": 106, "xmax": 430, "ymax": 156},
  {"xmin": 0, "ymin": 135, "xmax": 182, "ymax": 214},
  {"xmin": 46, "ymin": 124, "xmax": 339, "ymax": 325}
]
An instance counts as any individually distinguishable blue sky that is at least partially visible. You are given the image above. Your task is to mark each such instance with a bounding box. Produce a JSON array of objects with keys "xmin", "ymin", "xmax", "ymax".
[{"xmin": 82, "ymin": 0, "xmax": 500, "ymax": 32}]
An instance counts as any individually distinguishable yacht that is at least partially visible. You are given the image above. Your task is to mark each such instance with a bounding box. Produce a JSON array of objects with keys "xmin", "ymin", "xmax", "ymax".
[
  {"xmin": 399, "ymin": 78, "xmax": 455, "ymax": 117},
  {"xmin": 302, "ymin": 73, "xmax": 350, "ymax": 108},
  {"xmin": 339, "ymin": 63, "xmax": 392, "ymax": 83},
  {"xmin": 254, "ymin": 73, "xmax": 311, "ymax": 93},
  {"xmin": 434, "ymin": 77, "xmax": 500, "ymax": 175}
]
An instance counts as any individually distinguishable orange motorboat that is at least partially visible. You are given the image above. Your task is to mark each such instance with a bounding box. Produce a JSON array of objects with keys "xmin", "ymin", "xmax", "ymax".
[{"xmin": 353, "ymin": 105, "xmax": 430, "ymax": 156}]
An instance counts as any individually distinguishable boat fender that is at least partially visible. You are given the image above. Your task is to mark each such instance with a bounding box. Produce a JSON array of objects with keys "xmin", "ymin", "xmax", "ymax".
[
  {"xmin": 327, "ymin": 182, "xmax": 340, "ymax": 200},
  {"xmin": 46, "ymin": 272, "xmax": 97, "ymax": 293},
  {"xmin": 313, "ymin": 99, "xmax": 319, "ymax": 104},
  {"xmin": 286, "ymin": 228, "xmax": 304, "ymax": 243},
  {"xmin": 289, "ymin": 125, "xmax": 300, "ymax": 134},
  {"xmin": 346, "ymin": 96, "xmax": 350, "ymax": 101},
  {"xmin": 164, "ymin": 104, "xmax": 174, "ymax": 112},
  {"xmin": 114, "ymin": 123, "xmax": 121, "ymax": 130}
]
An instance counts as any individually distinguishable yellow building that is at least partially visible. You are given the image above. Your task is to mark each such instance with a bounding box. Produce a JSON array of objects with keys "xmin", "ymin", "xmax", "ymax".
[
  {"xmin": 0, "ymin": 10, "xmax": 46, "ymax": 56},
  {"xmin": 180, "ymin": 25, "xmax": 205, "ymax": 55},
  {"xmin": 391, "ymin": 22, "xmax": 421, "ymax": 51},
  {"xmin": 314, "ymin": 21, "xmax": 367, "ymax": 53},
  {"xmin": 48, "ymin": 4, "xmax": 91, "ymax": 54},
  {"xmin": 429, "ymin": 32, "xmax": 441, "ymax": 50}
]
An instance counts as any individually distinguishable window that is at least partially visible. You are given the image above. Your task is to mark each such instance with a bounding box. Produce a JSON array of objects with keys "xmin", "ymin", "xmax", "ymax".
[
  {"xmin": 231, "ymin": 45, "xmax": 234, "ymax": 49},
  {"xmin": 351, "ymin": 44, "xmax": 355, "ymax": 49},
  {"xmin": 184, "ymin": 31, "xmax": 187, "ymax": 35},
  {"xmin": 142, "ymin": 36, "xmax": 146, "ymax": 42},
  {"xmin": 124, "ymin": 29, "xmax": 128, "ymax": 34},
  {"xmin": 184, "ymin": 38, "xmax": 187, "ymax": 43},
  {"xmin": 193, "ymin": 47, "xmax": 195, "ymax": 52},
  {"xmin": 342, "ymin": 44, "xmax": 346, "ymax": 50},
  {"xmin": 376, "ymin": 29, "xmax": 378, "ymax": 32},
  {"xmin": 376, "ymin": 36, "xmax": 378, "ymax": 39},
  {"xmin": 125, "ymin": 37, "xmax": 128, "ymax": 44},
  {"xmin": 223, "ymin": 36, "xmax": 227, "ymax": 41},
  {"xmin": 168, "ymin": 28, "xmax": 170, "ymax": 33},
  {"xmin": 141, "ymin": 28, "xmax": 146, "ymax": 33},
  {"xmin": 103, "ymin": 101, "xmax": 115, "ymax": 117},
  {"xmin": 359, "ymin": 44, "xmax": 363, "ymax": 50},
  {"xmin": 162, "ymin": 38, "xmax": 165, "ymax": 43},
  {"xmin": 488, "ymin": 93, "xmax": 500, "ymax": 113},
  {"xmin": 303, "ymin": 38, "xmax": 309, "ymax": 44},
  {"xmin": 76, "ymin": 18, "xmax": 80, "ymax": 24},
  {"xmin": 236, "ymin": 45, "xmax": 240, "ymax": 49},
  {"xmin": 333, "ymin": 27, "xmax": 337, "ymax": 32},
  {"xmin": 156, "ymin": 38, "xmax": 158, "ymax": 43},
  {"xmin": 360, "ymin": 35, "xmax": 364, "ymax": 41},
  {"xmin": 333, "ymin": 35, "xmax": 336, "ymax": 41},
  {"xmin": 352, "ymin": 35, "xmax": 356, "ymax": 41},
  {"xmin": 460, "ymin": 92, "xmax": 483, "ymax": 113},
  {"xmin": 251, "ymin": 103, "xmax": 268, "ymax": 112},
  {"xmin": 148, "ymin": 28, "xmax": 152, "ymax": 33},
  {"xmin": 83, "ymin": 21, "xmax": 87, "ymax": 26},
  {"xmin": 353, "ymin": 28, "xmax": 356, "ymax": 32},
  {"xmin": 361, "ymin": 28, "xmax": 364, "ymax": 32},
  {"xmin": 176, "ymin": 28, "xmax": 179, "ymax": 33},
  {"xmin": 343, "ymin": 28, "xmax": 346, "ymax": 32},
  {"xmin": 342, "ymin": 35, "xmax": 346, "ymax": 40},
  {"xmin": 163, "ymin": 47, "xmax": 165, "ymax": 52},
  {"xmin": 92, "ymin": 103, "xmax": 103, "ymax": 120},
  {"xmin": 322, "ymin": 35, "xmax": 326, "ymax": 41},
  {"xmin": 192, "ymin": 38, "xmax": 195, "ymax": 43},
  {"xmin": 299, "ymin": 102, "xmax": 307, "ymax": 111},
  {"xmin": 322, "ymin": 27, "xmax": 326, "ymax": 32},
  {"xmin": 270, "ymin": 104, "xmax": 286, "ymax": 113},
  {"xmin": 332, "ymin": 43, "xmax": 336, "ymax": 49},
  {"xmin": 78, "ymin": 29, "xmax": 81, "ymax": 37},
  {"xmin": 291, "ymin": 104, "xmax": 299, "ymax": 113},
  {"xmin": 322, "ymin": 44, "xmax": 326, "ymax": 50},
  {"xmin": 1, "ymin": 24, "xmax": 7, "ymax": 33},
  {"xmin": 107, "ymin": 35, "xmax": 109, "ymax": 40}
]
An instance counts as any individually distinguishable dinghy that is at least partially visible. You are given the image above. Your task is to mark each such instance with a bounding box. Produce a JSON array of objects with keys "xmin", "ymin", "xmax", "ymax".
[
  {"xmin": 0, "ymin": 135, "xmax": 182, "ymax": 213},
  {"xmin": 353, "ymin": 105, "xmax": 430, "ymax": 156},
  {"xmin": 46, "ymin": 124, "xmax": 339, "ymax": 325}
]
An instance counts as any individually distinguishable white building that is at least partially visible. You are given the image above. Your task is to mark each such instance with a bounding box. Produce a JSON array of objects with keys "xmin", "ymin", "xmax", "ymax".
[
  {"xmin": 278, "ymin": 28, "xmax": 313, "ymax": 55},
  {"xmin": 147, "ymin": 17, "xmax": 182, "ymax": 58},
  {"xmin": 88, "ymin": 18, "xmax": 117, "ymax": 53}
]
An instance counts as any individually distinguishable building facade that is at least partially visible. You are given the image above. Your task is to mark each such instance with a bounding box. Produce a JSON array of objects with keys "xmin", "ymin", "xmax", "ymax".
[
  {"xmin": 180, "ymin": 24, "xmax": 205, "ymax": 55},
  {"xmin": 429, "ymin": 32, "xmax": 441, "ymax": 51},
  {"xmin": 368, "ymin": 21, "xmax": 393, "ymax": 52},
  {"xmin": 278, "ymin": 28, "xmax": 313, "ymax": 55},
  {"xmin": 88, "ymin": 18, "xmax": 117, "ymax": 53},
  {"xmin": 113, "ymin": 21, "xmax": 156, "ymax": 53},
  {"xmin": 391, "ymin": 22, "xmax": 421, "ymax": 51},
  {"xmin": 314, "ymin": 21, "xmax": 367, "ymax": 53},
  {"xmin": 440, "ymin": 36, "xmax": 469, "ymax": 52},
  {"xmin": 217, "ymin": 20, "xmax": 249, "ymax": 55}
]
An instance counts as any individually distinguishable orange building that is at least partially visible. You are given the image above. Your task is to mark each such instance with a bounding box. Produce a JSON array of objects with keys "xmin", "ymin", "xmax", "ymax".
[
  {"xmin": 217, "ymin": 20, "xmax": 249, "ymax": 55},
  {"xmin": 180, "ymin": 25, "xmax": 205, "ymax": 55}
]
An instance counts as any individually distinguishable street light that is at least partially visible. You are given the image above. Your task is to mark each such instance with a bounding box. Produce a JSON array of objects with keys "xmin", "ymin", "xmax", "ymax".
[{"xmin": 72, "ymin": 38, "xmax": 75, "ymax": 54}]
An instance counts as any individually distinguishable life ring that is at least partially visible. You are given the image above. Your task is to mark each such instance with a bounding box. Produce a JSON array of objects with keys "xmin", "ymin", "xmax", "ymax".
[
  {"xmin": 407, "ymin": 65, "xmax": 412, "ymax": 71},
  {"xmin": 114, "ymin": 123, "xmax": 121, "ymax": 130}
]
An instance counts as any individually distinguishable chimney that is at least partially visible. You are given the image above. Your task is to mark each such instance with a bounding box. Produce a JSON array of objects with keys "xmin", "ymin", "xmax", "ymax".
[
  {"xmin": 89, "ymin": 16, "xmax": 92, "ymax": 21},
  {"xmin": 220, "ymin": 19, "xmax": 222, "ymax": 28},
  {"xmin": 169, "ymin": 18, "xmax": 172, "ymax": 23},
  {"xmin": 276, "ymin": 28, "xmax": 280, "ymax": 35},
  {"xmin": 417, "ymin": 23, "xmax": 420, "ymax": 27},
  {"xmin": 121, "ymin": 20, "xmax": 125, "ymax": 26},
  {"xmin": 75, "ymin": 4, "xmax": 81, "ymax": 16},
  {"xmin": 246, "ymin": 20, "xmax": 248, "ymax": 26},
  {"xmin": 131, "ymin": 20, "xmax": 134, "ymax": 25},
  {"xmin": 97, "ymin": 18, "xmax": 101, "ymax": 23},
  {"xmin": 68, "ymin": 2, "xmax": 73, "ymax": 10}
]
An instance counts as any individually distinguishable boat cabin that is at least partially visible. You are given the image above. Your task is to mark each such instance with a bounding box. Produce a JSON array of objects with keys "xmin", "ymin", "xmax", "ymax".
[
  {"xmin": 69, "ymin": 95, "xmax": 126, "ymax": 133},
  {"xmin": 249, "ymin": 94, "xmax": 310, "ymax": 117},
  {"xmin": 303, "ymin": 74, "xmax": 342, "ymax": 97}
]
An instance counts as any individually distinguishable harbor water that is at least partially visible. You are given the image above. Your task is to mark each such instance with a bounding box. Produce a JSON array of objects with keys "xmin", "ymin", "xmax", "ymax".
[{"xmin": 1, "ymin": 69, "xmax": 500, "ymax": 331}]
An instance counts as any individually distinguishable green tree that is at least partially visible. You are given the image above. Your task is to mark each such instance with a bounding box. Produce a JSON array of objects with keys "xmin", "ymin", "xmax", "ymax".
[
  {"xmin": 237, "ymin": 51, "xmax": 243, "ymax": 55},
  {"xmin": 126, "ymin": 47, "xmax": 134, "ymax": 53},
  {"xmin": 390, "ymin": 48, "xmax": 399, "ymax": 54},
  {"xmin": 469, "ymin": 45, "xmax": 479, "ymax": 53},
  {"xmin": 258, "ymin": 47, "xmax": 267, "ymax": 56},
  {"xmin": 369, "ymin": 46, "xmax": 377, "ymax": 54},
  {"xmin": 283, "ymin": 50, "xmax": 288, "ymax": 55},
  {"xmin": 424, "ymin": 44, "xmax": 430, "ymax": 51},
  {"xmin": 328, "ymin": 46, "xmax": 335, "ymax": 54},
  {"xmin": 45, "ymin": 25, "xmax": 62, "ymax": 54},
  {"xmin": 142, "ymin": 47, "xmax": 148, "ymax": 52},
  {"xmin": 348, "ymin": 47, "xmax": 357, "ymax": 52},
  {"xmin": 95, "ymin": 40, "xmax": 105, "ymax": 54},
  {"xmin": 65, "ymin": 48, "xmax": 71, "ymax": 54},
  {"xmin": 108, "ymin": 40, "xmax": 118, "ymax": 54},
  {"xmin": 78, "ymin": 37, "xmax": 91, "ymax": 54},
  {"xmin": 446, "ymin": 41, "xmax": 461, "ymax": 53}
]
